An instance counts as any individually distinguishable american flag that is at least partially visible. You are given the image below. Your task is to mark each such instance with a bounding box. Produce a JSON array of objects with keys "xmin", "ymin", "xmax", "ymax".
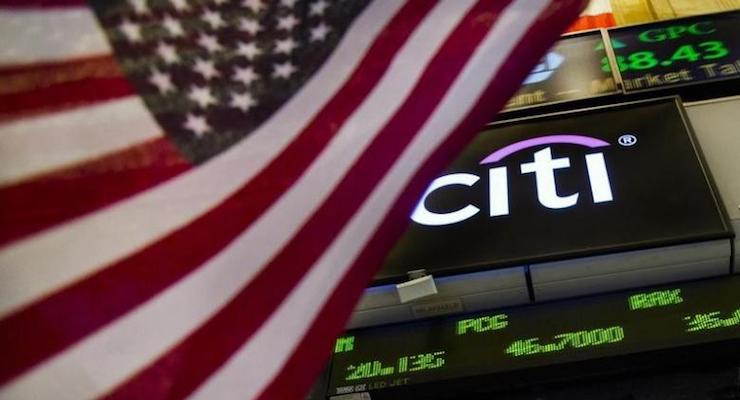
[{"xmin": 0, "ymin": 0, "xmax": 584, "ymax": 398}]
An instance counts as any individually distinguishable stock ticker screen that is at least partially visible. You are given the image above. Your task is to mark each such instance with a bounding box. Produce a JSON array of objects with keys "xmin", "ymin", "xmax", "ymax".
[
  {"xmin": 504, "ymin": 31, "xmax": 618, "ymax": 110},
  {"xmin": 328, "ymin": 276, "xmax": 740, "ymax": 396},
  {"xmin": 504, "ymin": 10, "xmax": 740, "ymax": 108},
  {"xmin": 608, "ymin": 10, "xmax": 740, "ymax": 92}
]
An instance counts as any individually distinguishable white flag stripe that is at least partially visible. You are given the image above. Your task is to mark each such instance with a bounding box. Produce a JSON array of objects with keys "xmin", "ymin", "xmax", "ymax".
[
  {"xmin": 0, "ymin": 0, "xmax": 403, "ymax": 320},
  {"xmin": 0, "ymin": 8, "xmax": 110, "ymax": 65},
  {"xmin": 0, "ymin": 97, "xmax": 161, "ymax": 186},
  {"xmin": 193, "ymin": 1, "xmax": 549, "ymax": 397},
  {"xmin": 0, "ymin": 3, "xmax": 468, "ymax": 397}
]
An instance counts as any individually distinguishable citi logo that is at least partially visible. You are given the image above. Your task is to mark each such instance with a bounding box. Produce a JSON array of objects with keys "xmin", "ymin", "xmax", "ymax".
[{"xmin": 412, "ymin": 135, "xmax": 615, "ymax": 226}]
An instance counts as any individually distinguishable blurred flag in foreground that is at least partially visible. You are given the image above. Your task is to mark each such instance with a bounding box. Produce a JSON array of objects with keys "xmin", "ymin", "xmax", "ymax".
[{"xmin": 0, "ymin": 0, "xmax": 584, "ymax": 398}]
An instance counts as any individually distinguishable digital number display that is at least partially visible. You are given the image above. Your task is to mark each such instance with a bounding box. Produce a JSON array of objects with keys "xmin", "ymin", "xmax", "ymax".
[
  {"xmin": 684, "ymin": 308, "xmax": 740, "ymax": 332},
  {"xmin": 344, "ymin": 351, "xmax": 447, "ymax": 382},
  {"xmin": 328, "ymin": 277, "xmax": 740, "ymax": 396},
  {"xmin": 608, "ymin": 11, "xmax": 740, "ymax": 92},
  {"xmin": 504, "ymin": 326, "xmax": 625, "ymax": 357}
]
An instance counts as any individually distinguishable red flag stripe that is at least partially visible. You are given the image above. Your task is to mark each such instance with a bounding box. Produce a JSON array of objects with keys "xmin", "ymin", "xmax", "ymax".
[
  {"xmin": 0, "ymin": 76, "xmax": 134, "ymax": 123},
  {"xmin": 0, "ymin": 137, "xmax": 190, "ymax": 246},
  {"xmin": 0, "ymin": 0, "xmax": 432, "ymax": 387},
  {"xmin": 256, "ymin": 1, "xmax": 587, "ymax": 397},
  {"xmin": 104, "ymin": 1, "xmax": 504, "ymax": 398},
  {"xmin": 0, "ymin": 55, "xmax": 120, "ymax": 95},
  {"xmin": 0, "ymin": 54, "xmax": 128, "ymax": 122}
]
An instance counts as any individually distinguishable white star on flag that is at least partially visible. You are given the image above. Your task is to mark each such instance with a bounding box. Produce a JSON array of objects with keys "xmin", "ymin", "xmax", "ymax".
[
  {"xmin": 193, "ymin": 58, "xmax": 220, "ymax": 80},
  {"xmin": 169, "ymin": 0, "xmax": 189, "ymax": 11},
  {"xmin": 275, "ymin": 38, "xmax": 297, "ymax": 54},
  {"xmin": 203, "ymin": 10, "xmax": 225, "ymax": 30},
  {"xmin": 272, "ymin": 61, "xmax": 296, "ymax": 79},
  {"xmin": 280, "ymin": 0, "xmax": 298, "ymax": 7},
  {"xmin": 310, "ymin": 23, "xmax": 330, "ymax": 42},
  {"xmin": 236, "ymin": 41, "xmax": 261, "ymax": 60},
  {"xmin": 238, "ymin": 18, "xmax": 261, "ymax": 35},
  {"xmin": 156, "ymin": 42, "xmax": 179, "ymax": 64},
  {"xmin": 129, "ymin": 0, "xmax": 148, "ymax": 14},
  {"xmin": 183, "ymin": 113, "xmax": 210, "ymax": 137},
  {"xmin": 162, "ymin": 15, "xmax": 185, "ymax": 37},
  {"xmin": 233, "ymin": 66, "xmax": 259, "ymax": 86},
  {"xmin": 198, "ymin": 33, "xmax": 223, "ymax": 53},
  {"xmin": 309, "ymin": 0, "xmax": 329, "ymax": 16},
  {"xmin": 188, "ymin": 85, "xmax": 217, "ymax": 108},
  {"xmin": 119, "ymin": 19, "xmax": 141, "ymax": 42},
  {"xmin": 242, "ymin": 0, "xmax": 264, "ymax": 14},
  {"xmin": 277, "ymin": 15, "xmax": 299, "ymax": 31},
  {"xmin": 149, "ymin": 68, "xmax": 175, "ymax": 94},
  {"xmin": 230, "ymin": 92, "xmax": 256, "ymax": 112}
]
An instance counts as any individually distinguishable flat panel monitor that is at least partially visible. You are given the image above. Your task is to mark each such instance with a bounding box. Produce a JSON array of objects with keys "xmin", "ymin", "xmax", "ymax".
[
  {"xmin": 608, "ymin": 10, "xmax": 740, "ymax": 92},
  {"xmin": 378, "ymin": 98, "xmax": 730, "ymax": 283}
]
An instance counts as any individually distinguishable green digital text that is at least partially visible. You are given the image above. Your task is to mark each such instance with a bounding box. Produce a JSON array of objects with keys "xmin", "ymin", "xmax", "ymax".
[
  {"xmin": 334, "ymin": 336, "xmax": 355, "ymax": 354},
  {"xmin": 456, "ymin": 313, "xmax": 508, "ymax": 335},
  {"xmin": 638, "ymin": 22, "xmax": 716, "ymax": 43},
  {"xmin": 345, "ymin": 351, "xmax": 446, "ymax": 382},
  {"xmin": 601, "ymin": 41, "xmax": 730, "ymax": 73},
  {"xmin": 629, "ymin": 289, "xmax": 683, "ymax": 310},
  {"xmin": 505, "ymin": 326, "xmax": 625, "ymax": 357},
  {"xmin": 684, "ymin": 308, "xmax": 740, "ymax": 332}
]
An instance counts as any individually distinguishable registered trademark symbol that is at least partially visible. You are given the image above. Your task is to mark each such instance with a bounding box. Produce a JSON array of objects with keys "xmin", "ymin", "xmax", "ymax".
[{"xmin": 618, "ymin": 134, "xmax": 637, "ymax": 147}]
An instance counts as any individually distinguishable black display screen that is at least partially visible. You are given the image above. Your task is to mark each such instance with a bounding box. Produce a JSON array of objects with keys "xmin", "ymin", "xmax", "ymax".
[
  {"xmin": 378, "ymin": 98, "xmax": 729, "ymax": 283},
  {"xmin": 505, "ymin": 31, "xmax": 618, "ymax": 110},
  {"xmin": 328, "ymin": 276, "xmax": 740, "ymax": 397},
  {"xmin": 609, "ymin": 10, "xmax": 740, "ymax": 92}
]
